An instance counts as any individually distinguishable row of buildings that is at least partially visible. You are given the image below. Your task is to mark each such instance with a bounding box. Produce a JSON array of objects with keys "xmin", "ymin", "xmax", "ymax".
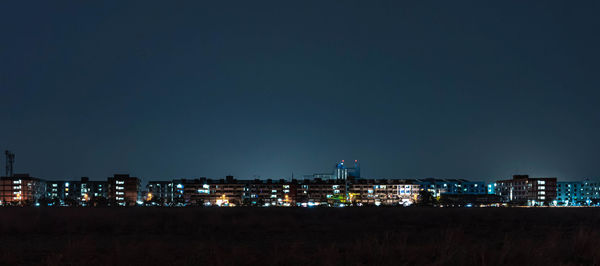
[
  {"xmin": 0, "ymin": 174, "xmax": 140, "ymax": 207},
  {"xmin": 1, "ymin": 173, "xmax": 599, "ymax": 207}
]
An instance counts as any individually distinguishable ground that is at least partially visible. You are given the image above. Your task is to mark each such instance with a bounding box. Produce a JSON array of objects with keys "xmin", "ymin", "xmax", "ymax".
[{"xmin": 0, "ymin": 207, "xmax": 599, "ymax": 265}]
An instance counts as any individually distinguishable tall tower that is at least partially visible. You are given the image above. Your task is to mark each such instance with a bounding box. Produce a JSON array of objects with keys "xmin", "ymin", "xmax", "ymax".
[{"xmin": 5, "ymin": 150, "xmax": 15, "ymax": 177}]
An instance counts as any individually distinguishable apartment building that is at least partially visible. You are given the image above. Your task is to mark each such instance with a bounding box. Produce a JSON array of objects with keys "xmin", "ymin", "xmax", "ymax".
[
  {"xmin": 147, "ymin": 181, "xmax": 174, "ymax": 205},
  {"xmin": 172, "ymin": 176, "xmax": 247, "ymax": 206},
  {"xmin": 107, "ymin": 174, "xmax": 141, "ymax": 206},
  {"xmin": 496, "ymin": 175, "xmax": 557, "ymax": 206},
  {"xmin": 415, "ymin": 179, "xmax": 486, "ymax": 197},
  {"xmin": 0, "ymin": 174, "xmax": 46, "ymax": 206},
  {"xmin": 348, "ymin": 179, "xmax": 419, "ymax": 206},
  {"xmin": 556, "ymin": 180, "xmax": 600, "ymax": 206},
  {"xmin": 295, "ymin": 178, "xmax": 347, "ymax": 206}
]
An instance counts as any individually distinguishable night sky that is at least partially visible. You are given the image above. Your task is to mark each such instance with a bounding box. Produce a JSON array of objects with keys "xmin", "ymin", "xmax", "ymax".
[{"xmin": 1, "ymin": 1, "xmax": 599, "ymax": 181}]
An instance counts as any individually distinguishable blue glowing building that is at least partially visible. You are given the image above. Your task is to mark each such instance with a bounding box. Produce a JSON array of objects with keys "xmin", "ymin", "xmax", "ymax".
[{"xmin": 556, "ymin": 179, "xmax": 600, "ymax": 206}]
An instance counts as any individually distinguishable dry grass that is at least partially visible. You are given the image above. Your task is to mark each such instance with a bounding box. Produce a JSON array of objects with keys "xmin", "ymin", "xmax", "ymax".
[{"xmin": 0, "ymin": 207, "xmax": 599, "ymax": 265}]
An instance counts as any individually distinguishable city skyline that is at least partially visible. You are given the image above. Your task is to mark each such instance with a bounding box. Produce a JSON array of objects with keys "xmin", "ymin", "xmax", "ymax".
[
  {"xmin": 3, "ymin": 2, "xmax": 600, "ymax": 265},
  {"xmin": 3, "ymin": 150, "xmax": 598, "ymax": 183},
  {"xmin": 2, "ymin": 172, "xmax": 598, "ymax": 208},
  {"xmin": 2, "ymin": 1, "xmax": 600, "ymax": 181}
]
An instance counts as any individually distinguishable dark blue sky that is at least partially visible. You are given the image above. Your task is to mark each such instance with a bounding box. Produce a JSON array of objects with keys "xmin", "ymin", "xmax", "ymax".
[{"xmin": 1, "ymin": 1, "xmax": 599, "ymax": 181}]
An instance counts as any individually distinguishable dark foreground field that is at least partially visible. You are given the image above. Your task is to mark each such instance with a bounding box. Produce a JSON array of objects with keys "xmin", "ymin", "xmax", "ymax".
[{"xmin": 0, "ymin": 208, "xmax": 599, "ymax": 266}]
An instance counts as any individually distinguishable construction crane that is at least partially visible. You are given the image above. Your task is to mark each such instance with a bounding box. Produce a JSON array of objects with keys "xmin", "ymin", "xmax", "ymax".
[{"xmin": 5, "ymin": 150, "xmax": 14, "ymax": 177}]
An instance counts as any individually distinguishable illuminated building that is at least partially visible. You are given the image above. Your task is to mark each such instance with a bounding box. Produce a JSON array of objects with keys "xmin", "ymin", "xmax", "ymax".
[
  {"xmin": 304, "ymin": 160, "xmax": 360, "ymax": 181},
  {"xmin": 487, "ymin": 182, "xmax": 497, "ymax": 194},
  {"xmin": 294, "ymin": 178, "xmax": 345, "ymax": 206},
  {"xmin": 415, "ymin": 179, "xmax": 486, "ymax": 198},
  {"xmin": 107, "ymin": 174, "xmax": 141, "ymax": 206},
  {"xmin": 72, "ymin": 177, "xmax": 108, "ymax": 206},
  {"xmin": 46, "ymin": 181, "xmax": 69, "ymax": 203},
  {"xmin": 335, "ymin": 160, "xmax": 360, "ymax": 180},
  {"xmin": 173, "ymin": 176, "xmax": 246, "ymax": 206},
  {"xmin": 45, "ymin": 177, "xmax": 107, "ymax": 206},
  {"xmin": 0, "ymin": 174, "xmax": 46, "ymax": 206},
  {"xmin": 147, "ymin": 181, "xmax": 174, "ymax": 205},
  {"xmin": 556, "ymin": 180, "xmax": 600, "ymax": 206},
  {"xmin": 348, "ymin": 179, "xmax": 419, "ymax": 206},
  {"xmin": 495, "ymin": 175, "xmax": 557, "ymax": 206},
  {"xmin": 245, "ymin": 178, "xmax": 296, "ymax": 206}
]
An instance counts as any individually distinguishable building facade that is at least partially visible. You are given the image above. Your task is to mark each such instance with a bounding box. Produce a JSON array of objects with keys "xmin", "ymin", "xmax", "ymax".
[
  {"xmin": 495, "ymin": 175, "xmax": 557, "ymax": 206},
  {"xmin": 556, "ymin": 180, "xmax": 600, "ymax": 206},
  {"xmin": 107, "ymin": 174, "xmax": 141, "ymax": 206},
  {"xmin": 0, "ymin": 174, "xmax": 46, "ymax": 206},
  {"xmin": 415, "ymin": 179, "xmax": 486, "ymax": 198},
  {"xmin": 348, "ymin": 179, "xmax": 419, "ymax": 206},
  {"xmin": 147, "ymin": 181, "xmax": 174, "ymax": 205}
]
